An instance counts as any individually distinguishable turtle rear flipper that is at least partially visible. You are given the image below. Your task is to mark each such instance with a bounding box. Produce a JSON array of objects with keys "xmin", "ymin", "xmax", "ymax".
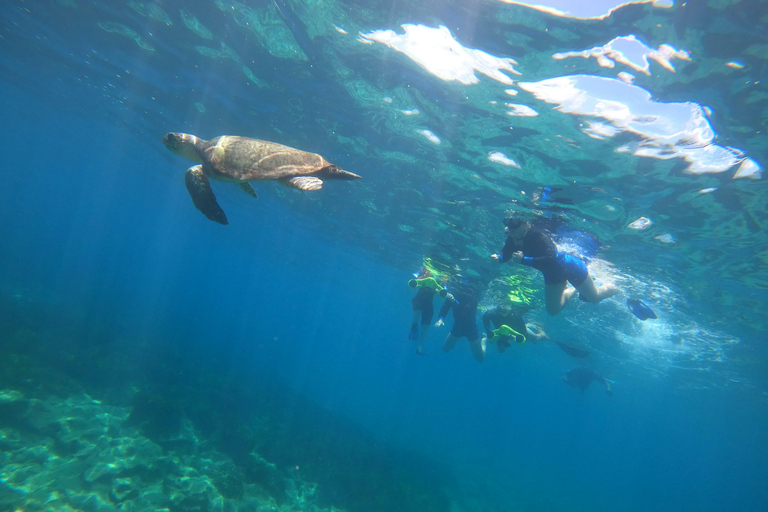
[
  {"xmin": 185, "ymin": 165, "xmax": 228, "ymax": 225},
  {"xmin": 280, "ymin": 176, "xmax": 323, "ymax": 191},
  {"xmin": 238, "ymin": 182, "xmax": 258, "ymax": 199}
]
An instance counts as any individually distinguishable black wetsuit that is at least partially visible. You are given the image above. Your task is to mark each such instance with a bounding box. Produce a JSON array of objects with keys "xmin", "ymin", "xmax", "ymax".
[
  {"xmin": 412, "ymin": 287, "xmax": 436, "ymax": 326},
  {"xmin": 482, "ymin": 308, "xmax": 528, "ymax": 339},
  {"xmin": 499, "ymin": 228, "xmax": 588, "ymax": 286},
  {"xmin": 563, "ymin": 368, "xmax": 612, "ymax": 394},
  {"xmin": 438, "ymin": 289, "xmax": 480, "ymax": 340}
]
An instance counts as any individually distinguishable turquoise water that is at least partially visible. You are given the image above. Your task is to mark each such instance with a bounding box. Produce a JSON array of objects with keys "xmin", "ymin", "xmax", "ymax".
[{"xmin": 1, "ymin": 1, "xmax": 767, "ymax": 511}]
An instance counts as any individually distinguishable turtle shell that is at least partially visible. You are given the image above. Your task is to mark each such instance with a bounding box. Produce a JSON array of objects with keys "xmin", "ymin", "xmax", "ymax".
[{"xmin": 202, "ymin": 136, "xmax": 332, "ymax": 182}]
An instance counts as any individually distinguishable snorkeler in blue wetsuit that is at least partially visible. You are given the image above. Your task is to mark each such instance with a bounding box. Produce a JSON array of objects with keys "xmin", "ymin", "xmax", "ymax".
[
  {"xmin": 491, "ymin": 217, "xmax": 618, "ymax": 316},
  {"xmin": 434, "ymin": 280, "xmax": 486, "ymax": 362}
]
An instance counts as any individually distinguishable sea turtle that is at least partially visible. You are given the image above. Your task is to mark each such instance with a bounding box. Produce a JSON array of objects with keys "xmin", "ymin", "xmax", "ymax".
[{"xmin": 162, "ymin": 133, "xmax": 361, "ymax": 224}]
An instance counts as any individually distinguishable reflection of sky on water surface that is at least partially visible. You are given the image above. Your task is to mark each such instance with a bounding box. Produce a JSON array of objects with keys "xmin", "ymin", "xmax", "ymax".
[
  {"xmin": 553, "ymin": 35, "xmax": 690, "ymax": 75},
  {"xmin": 359, "ymin": 22, "xmax": 762, "ymax": 179},
  {"xmin": 498, "ymin": 0, "xmax": 674, "ymax": 19},
  {"xmin": 359, "ymin": 24, "xmax": 520, "ymax": 85},
  {"xmin": 519, "ymin": 74, "xmax": 749, "ymax": 175}
]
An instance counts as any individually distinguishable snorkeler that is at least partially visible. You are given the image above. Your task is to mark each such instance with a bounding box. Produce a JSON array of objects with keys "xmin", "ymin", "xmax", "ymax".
[
  {"xmin": 483, "ymin": 304, "xmax": 590, "ymax": 357},
  {"xmin": 434, "ymin": 279, "xmax": 485, "ymax": 362},
  {"xmin": 482, "ymin": 304, "xmax": 546, "ymax": 353},
  {"xmin": 408, "ymin": 269, "xmax": 448, "ymax": 355},
  {"xmin": 562, "ymin": 367, "xmax": 613, "ymax": 396},
  {"xmin": 491, "ymin": 217, "xmax": 618, "ymax": 316}
]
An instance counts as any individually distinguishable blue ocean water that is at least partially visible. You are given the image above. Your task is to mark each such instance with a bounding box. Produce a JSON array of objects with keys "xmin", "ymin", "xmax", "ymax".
[{"xmin": 1, "ymin": 1, "xmax": 767, "ymax": 511}]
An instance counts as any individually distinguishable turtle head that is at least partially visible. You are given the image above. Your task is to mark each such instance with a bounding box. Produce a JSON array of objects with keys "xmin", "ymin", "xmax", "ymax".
[{"xmin": 163, "ymin": 132, "xmax": 204, "ymax": 163}]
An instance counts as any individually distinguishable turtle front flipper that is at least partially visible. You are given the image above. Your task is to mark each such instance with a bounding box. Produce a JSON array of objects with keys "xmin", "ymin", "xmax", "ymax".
[
  {"xmin": 279, "ymin": 176, "xmax": 323, "ymax": 191},
  {"xmin": 184, "ymin": 165, "xmax": 228, "ymax": 225},
  {"xmin": 237, "ymin": 182, "xmax": 258, "ymax": 199}
]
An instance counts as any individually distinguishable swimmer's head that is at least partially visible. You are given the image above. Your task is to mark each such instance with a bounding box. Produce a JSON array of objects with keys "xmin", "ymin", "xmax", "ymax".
[
  {"xmin": 503, "ymin": 217, "xmax": 526, "ymax": 229},
  {"xmin": 504, "ymin": 217, "xmax": 530, "ymax": 237}
]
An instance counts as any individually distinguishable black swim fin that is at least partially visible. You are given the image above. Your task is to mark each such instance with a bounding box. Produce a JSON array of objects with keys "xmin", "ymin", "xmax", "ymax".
[{"xmin": 552, "ymin": 340, "xmax": 590, "ymax": 358}]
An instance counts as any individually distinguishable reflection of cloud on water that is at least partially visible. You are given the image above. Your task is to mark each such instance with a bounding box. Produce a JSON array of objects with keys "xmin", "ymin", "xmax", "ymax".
[
  {"xmin": 497, "ymin": 0, "xmax": 673, "ymax": 20},
  {"xmin": 417, "ymin": 129, "xmax": 441, "ymax": 145},
  {"xmin": 553, "ymin": 35, "xmax": 690, "ymax": 75},
  {"xmin": 506, "ymin": 103, "xmax": 538, "ymax": 117},
  {"xmin": 359, "ymin": 24, "xmax": 520, "ymax": 85},
  {"xmin": 488, "ymin": 151, "xmax": 520, "ymax": 167},
  {"xmin": 519, "ymin": 74, "xmax": 762, "ymax": 177}
]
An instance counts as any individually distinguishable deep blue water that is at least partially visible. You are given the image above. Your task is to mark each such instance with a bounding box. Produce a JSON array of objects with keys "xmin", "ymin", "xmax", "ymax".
[{"xmin": 2, "ymin": 1, "xmax": 768, "ymax": 511}]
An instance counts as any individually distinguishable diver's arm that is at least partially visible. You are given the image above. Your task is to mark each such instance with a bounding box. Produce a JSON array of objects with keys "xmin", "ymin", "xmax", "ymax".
[
  {"xmin": 520, "ymin": 232, "xmax": 559, "ymax": 268},
  {"xmin": 494, "ymin": 238, "xmax": 518, "ymax": 263},
  {"xmin": 435, "ymin": 294, "xmax": 455, "ymax": 326}
]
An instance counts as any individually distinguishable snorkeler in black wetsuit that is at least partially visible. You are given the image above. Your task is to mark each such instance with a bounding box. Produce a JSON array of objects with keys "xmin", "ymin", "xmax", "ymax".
[
  {"xmin": 482, "ymin": 305, "xmax": 546, "ymax": 353},
  {"xmin": 435, "ymin": 281, "xmax": 485, "ymax": 362},
  {"xmin": 491, "ymin": 217, "xmax": 618, "ymax": 316},
  {"xmin": 408, "ymin": 269, "xmax": 447, "ymax": 355},
  {"xmin": 562, "ymin": 367, "xmax": 613, "ymax": 395}
]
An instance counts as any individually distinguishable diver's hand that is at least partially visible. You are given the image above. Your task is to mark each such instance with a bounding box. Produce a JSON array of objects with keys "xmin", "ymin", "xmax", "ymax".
[
  {"xmin": 512, "ymin": 251, "xmax": 524, "ymax": 263},
  {"xmin": 434, "ymin": 319, "xmax": 445, "ymax": 328}
]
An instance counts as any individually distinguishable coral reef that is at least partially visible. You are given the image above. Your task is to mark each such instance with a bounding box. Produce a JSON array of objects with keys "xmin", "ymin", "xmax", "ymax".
[{"xmin": 0, "ymin": 389, "xmax": 337, "ymax": 512}]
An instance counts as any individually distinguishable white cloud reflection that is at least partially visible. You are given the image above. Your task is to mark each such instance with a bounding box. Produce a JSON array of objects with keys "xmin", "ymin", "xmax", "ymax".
[
  {"xmin": 359, "ymin": 21, "xmax": 760, "ymax": 179},
  {"xmin": 553, "ymin": 35, "xmax": 690, "ymax": 75},
  {"xmin": 489, "ymin": 151, "xmax": 521, "ymax": 167},
  {"xmin": 359, "ymin": 24, "xmax": 520, "ymax": 85},
  {"xmin": 417, "ymin": 129, "xmax": 442, "ymax": 144},
  {"xmin": 497, "ymin": 0, "xmax": 673, "ymax": 20},
  {"xmin": 506, "ymin": 103, "xmax": 539, "ymax": 117},
  {"xmin": 518, "ymin": 74, "xmax": 756, "ymax": 175}
]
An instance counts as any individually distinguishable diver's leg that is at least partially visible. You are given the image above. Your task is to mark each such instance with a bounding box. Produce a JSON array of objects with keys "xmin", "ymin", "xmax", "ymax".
[
  {"xmin": 601, "ymin": 377, "xmax": 614, "ymax": 395},
  {"xmin": 576, "ymin": 276, "xmax": 618, "ymax": 304},
  {"xmin": 417, "ymin": 320, "xmax": 431, "ymax": 355},
  {"xmin": 469, "ymin": 336, "xmax": 486, "ymax": 362},
  {"xmin": 443, "ymin": 333, "xmax": 460, "ymax": 353},
  {"xmin": 417, "ymin": 307, "xmax": 434, "ymax": 354},
  {"xmin": 410, "ymin": 310, "xmax": 421, "ymax": 341},
  {"xmin": 544, "ymin": 281, "xmax": 570, "ymax": 316},
  {"xmin": 419, "ymin": 321, "xmax": 431, "ymax": 343}
]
